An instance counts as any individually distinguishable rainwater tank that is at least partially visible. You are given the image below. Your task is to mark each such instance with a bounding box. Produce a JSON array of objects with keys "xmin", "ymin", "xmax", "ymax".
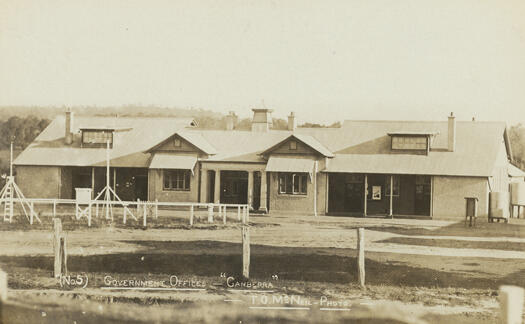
[
  {"xmin": 489, "ymin": 191, "xmax": 509, "ymax": 219},
  {"xmin": 510, "ymin": 182, "xmax": 525, "ymax": 206}
]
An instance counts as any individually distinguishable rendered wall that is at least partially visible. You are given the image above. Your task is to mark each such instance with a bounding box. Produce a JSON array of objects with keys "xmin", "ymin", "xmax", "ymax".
[
  {"xmin": 268, "ymin": 171, "xmax": 326, "ymax": 215},
  {"xmin": 432, "ymin": 176, "xmax": 489, "ymax": 219},
  {"xmin": 148, "ymin": 168, "xmax": 200, "ymax": 202},
  {"xmin": 15, "ymin": 165, "xmax": 62, "ymax": 199}
]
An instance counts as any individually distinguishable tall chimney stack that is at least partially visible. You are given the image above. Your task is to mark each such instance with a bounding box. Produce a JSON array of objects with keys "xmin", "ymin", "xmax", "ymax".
[
  {"xmin": 287, "ymin": 112, "xmax": 297, "ymax": 131},
  {"xmin": 226, "ymin": 111, "xmax": 237, "ymax": 131},
  {"xmin": 251, "ymin": 109, "xmax": 273, "ymax": 132},
  {"xmin": 448, "ymin": 112, "xmax": 456, "ymax": 152},
  {"xmin": 65, "ymin": 109, "xmax": 73, "ymax": 145}
]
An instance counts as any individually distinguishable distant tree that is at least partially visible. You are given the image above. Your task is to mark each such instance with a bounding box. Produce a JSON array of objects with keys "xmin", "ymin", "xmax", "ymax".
[{"xmin": 509, "ymin": 124, "xmax": 525, "ymax": 170}]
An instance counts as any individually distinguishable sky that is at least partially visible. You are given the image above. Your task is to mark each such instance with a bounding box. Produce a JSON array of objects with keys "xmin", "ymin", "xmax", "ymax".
[{"xmin": 1, "ymin": 0, "xmax": 525, "ymax": 125}]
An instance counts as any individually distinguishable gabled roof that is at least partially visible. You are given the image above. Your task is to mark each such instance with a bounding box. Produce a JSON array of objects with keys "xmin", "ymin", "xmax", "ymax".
[
  {"xmin": 259, "ymin": 133, "xmax": 334, "ymax": 157},
  {"xmin": 14, "ymin": 115, "xmax": 195, "ymax": 167},
  {"xmin": 146, "ymin": 131, "xmax": 217, "ymax": 155}
]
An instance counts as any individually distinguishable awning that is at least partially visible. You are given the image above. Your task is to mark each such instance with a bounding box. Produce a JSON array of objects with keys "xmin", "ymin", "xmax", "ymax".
[
  {"xmin": 265, "ymin": 156, "xmax": 316, "ymax": 180},
  {"xmin": 149, "ymin": 154, "xmax": 197, "ymax": 175}
]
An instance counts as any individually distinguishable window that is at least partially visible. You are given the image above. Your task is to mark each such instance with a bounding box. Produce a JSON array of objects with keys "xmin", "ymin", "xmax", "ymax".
[
  {"xmin": 415, "ymin": 175, "xmax": 431, "ymax": 195},
  {"xmin": 391, "ymin": 136, "xmax": 427, "ymax": 150},
  {"xmin": 289, "ymin": 141, "xmax": 297, "ymax": 150},
  {"xmin": 82, "ymin": 130, "xmax": 113, "ymax": 145},
  {"xmin": 385, "ymin": 175, "xmax": 400, "ymax": 196},
  {"xmin": 174, "ymin": 138, "xmax": 181, "ymax": 147},
  {"xmin": 278, "ymin": 173, "xmax": 307, "ymax": 195},
  {"xmin": 163, "ymin": 169, "xmax": 191, "ymax": 191}
]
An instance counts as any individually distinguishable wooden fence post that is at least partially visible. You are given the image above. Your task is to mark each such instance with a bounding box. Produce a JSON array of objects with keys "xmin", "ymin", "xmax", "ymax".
[
  {"xmin": 242, "ymin": 225, "xmax": 250, "ymax": 279},
  {"xmin": 357, "ymin": 228, "xmax": 365, "ymax": 288},
  {"xmin": 53, "ymin": 218, "xmax": 62, "ymax": 278},
  {"xmin": 60, "ymin": 235, "xmax": 68, "ymax": 276},
  {"xmin": 190, "ymin": 205, "xmax": 194, "ymax": 226},
  {"xmin": 237, "ymin": 205, "xmax": 241, "ymax": 221},
  {"xmin": 499, "ymin": 285, "xmax": 524, "ymax": 324},
  {"xmin": 208, "ymin": 205, "xmax": 213, "ymax": 223}
]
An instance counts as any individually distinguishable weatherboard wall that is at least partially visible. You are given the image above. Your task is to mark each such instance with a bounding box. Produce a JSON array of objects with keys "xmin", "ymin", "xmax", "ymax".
[{"xmin": 15, "ymin": 165, "xmax": 62, "ymax": 199}]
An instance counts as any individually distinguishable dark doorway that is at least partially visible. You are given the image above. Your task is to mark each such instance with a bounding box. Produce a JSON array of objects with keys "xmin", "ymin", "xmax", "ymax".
[
  {"xmin": 114, "ymin": 168, "xmax": 148, "ymax": 201},
  {"xmin": 328, "ymin": 173, "xmax": 364, "ymax": 214},
  {"xmin": 415, "ymin": 175, "xmax": 431, "ymax": 216},
  {"xmin": 253, "ymin": 171, "xmax": 261, "ymax": 210},
  {"xmin": 71, "ymin": 167, "xmax": 92, "ymax": 198},
  {"xmin": 208, "ymin": 170, "xmax": 215, "ymax": 203},
  {"xmin": 220, "ymin": 171, "xmax": 248, "ymax": 204}
]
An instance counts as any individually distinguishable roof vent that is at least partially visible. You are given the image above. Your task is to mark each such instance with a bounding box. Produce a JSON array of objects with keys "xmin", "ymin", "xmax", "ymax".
[
  {"xmin": 226, "ymin": 111, "xmax": 237, "ymax": 131},
  {"xmin": 251, "ymin": 109, "xmax": 273, "ymax": 132}
]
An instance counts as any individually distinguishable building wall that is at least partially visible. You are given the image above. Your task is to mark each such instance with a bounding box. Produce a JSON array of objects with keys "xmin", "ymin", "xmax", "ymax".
[
  {"xmin": 15, "ymin": 165, "xmax": 62, "ymax": 198},
  {"xmin": 60, "ymin": 167, "xmax": 73, "ymax": 199},
  {"xmin": 268, "ymin": 170, "xmax": 326, "ymax": 215},
  {"xmin": 433, "ymin": 175, "xmax": 489, "ymax": 219},
  {"xmin": 148, "ymin": 167, "xmax": 200, "ymax": 202}
]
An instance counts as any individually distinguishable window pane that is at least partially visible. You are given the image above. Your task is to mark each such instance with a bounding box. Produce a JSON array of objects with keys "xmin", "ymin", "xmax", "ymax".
[{"xmin": 300, "ymin": 175, "xmax": 307, "ymax": 194}]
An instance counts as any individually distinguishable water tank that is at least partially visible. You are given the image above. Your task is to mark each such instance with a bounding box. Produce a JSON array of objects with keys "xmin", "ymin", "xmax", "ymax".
[
  {"xmin": 510, "ymin": 182, "xmax": 525, "ymax": 205},
  {"xmin": 489, "ymin": 191, "xmax": 509, "ymax": 219}
]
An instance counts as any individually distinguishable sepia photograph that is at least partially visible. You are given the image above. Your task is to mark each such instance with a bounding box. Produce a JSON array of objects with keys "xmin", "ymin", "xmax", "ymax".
[{"xmin": 1, "ymin": 0, "xmax": 525, "ymax": 323}]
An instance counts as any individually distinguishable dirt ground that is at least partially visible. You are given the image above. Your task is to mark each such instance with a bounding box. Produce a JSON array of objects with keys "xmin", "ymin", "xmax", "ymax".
[{"xmin": 0, "ymin": 211, "xmax": 524, "ymax": 323}]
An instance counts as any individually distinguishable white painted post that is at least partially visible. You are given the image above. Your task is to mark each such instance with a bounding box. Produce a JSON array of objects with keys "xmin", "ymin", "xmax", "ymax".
[
  {"xmin": 242, "ymin": 225, "xmax": 250, "ymax": 279},
  {"xmin": 237, "ymin": 205, "xmax": 241, "ymax": 221},
  {"xmin": 499, "ymin": 285, "xmax": 524, "ymax": 324},
  {"xmin": 155, "ymin": 199, "xmax": 158, "ymax": 219},
  {"xmin": 53, "ymin": 200, "xmax": 57, "ymax": 217},
  {"xmin": 223, "ymin": 206, "xmax": 227, "ymax": 225},
  {"xmin": 208, "ymin": 205, "xmax": 213, "ymax": 223},
  {"xmin": 143, "ymin": 202, "xmax": 147, "ymax": 227},
  {"xmin": 53, "ymin": 218, "xmax": 62, "ymax": 278},
  {"xmin": 0, "ymin": 269, "xmax": 7, "ymax": 302},
  {"xmin": 357, "ymin": 228, "xmax": 365, "ymax": 288},
  {"xmin": 190, "ymin": 205, "xmax": 194, "ymax": 226},
  {"xmin": 389, "ymin": 175, "xmax": 393, "ymax": 218}
]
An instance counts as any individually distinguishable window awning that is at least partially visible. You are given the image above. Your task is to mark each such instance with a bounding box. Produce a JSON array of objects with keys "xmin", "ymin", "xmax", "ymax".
[
  {"xmin": 149, "ymin": 154, "xmax": 197, "ymax": 175},
  {"xmin": 265, "ymin": 156, "xmax": 316, "ymax": 179}
]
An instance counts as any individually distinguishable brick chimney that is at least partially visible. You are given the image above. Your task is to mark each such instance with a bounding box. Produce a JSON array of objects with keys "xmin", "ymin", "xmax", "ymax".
[
  {"xmin": 65, "ymin": 109, "xmax": 73, "ymax": 145},
  {"xmin": 226, "ymin": 111, "xmax": 237, "ymax": 131},
  {"xmin": 287, "ymin": 112, "xmax": 297, "ymax": 131},
  {"xmin": 251, "ymin": 109, "xmax": 273, "ymax": 132},
  {"xmin": 448, "ymin": 112, "xmax": 456, "ymax": 152}
]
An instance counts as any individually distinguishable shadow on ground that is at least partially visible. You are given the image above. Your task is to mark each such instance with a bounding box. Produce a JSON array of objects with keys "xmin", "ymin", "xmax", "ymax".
[{"xmin": 1, "ymin": 240, "xmax": 524, "ymax": 290}]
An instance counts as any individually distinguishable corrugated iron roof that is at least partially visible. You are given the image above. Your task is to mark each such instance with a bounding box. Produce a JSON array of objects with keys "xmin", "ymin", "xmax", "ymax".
[
  {"xmin": 14, "ymin": 115, "xmax": 195, "ymax": 167},
  {"xmin": 14, "ymin": 115, "xmax": 509, "ymax": 178}
]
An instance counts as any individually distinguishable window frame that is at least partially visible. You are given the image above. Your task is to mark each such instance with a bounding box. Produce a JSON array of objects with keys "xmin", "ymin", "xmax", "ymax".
[
  {"xmin": 278, "ymin": 172, "xmax": 307, "ymax": 195},
  {"xmin": 289, "ymin": 141, "xmax": 297, "ymax": 150},
  {"xmin": 391, "ymin": 135, "xmax": 428, "ymax": 151},
  {"xmin": 81, "ymin": 130, "xmax": 114, "ymax": 146},
  {"xmin": 163, "ymin": 169, "xmax": 191, "ymax": 191}
]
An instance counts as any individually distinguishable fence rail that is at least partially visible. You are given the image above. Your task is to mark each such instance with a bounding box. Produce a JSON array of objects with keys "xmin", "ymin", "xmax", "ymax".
[{"xmin": 0, "ymin": 197, "xmax": 250, "ymax": 227}]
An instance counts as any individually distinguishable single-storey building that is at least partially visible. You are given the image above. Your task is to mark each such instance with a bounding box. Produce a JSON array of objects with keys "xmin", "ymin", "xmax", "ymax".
[{"xmin": 13, "ymin": 109, "xmax": 520, "ymax": 219}]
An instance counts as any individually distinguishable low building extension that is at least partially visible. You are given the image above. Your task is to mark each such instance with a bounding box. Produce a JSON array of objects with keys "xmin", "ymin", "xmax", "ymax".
[{"xmin": 13, "ymin": 109, "xmax": 523, "ymax": 219}]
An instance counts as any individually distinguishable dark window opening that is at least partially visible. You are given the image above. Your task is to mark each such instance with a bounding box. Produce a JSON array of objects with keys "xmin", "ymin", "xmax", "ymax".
[
  {"xmin": 163, "ymin": 169, "xmax": 191, "ymax": 191},
  {"xmin": 278, "ymin": 173, "xmax": 307, "ymax": 195}
]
